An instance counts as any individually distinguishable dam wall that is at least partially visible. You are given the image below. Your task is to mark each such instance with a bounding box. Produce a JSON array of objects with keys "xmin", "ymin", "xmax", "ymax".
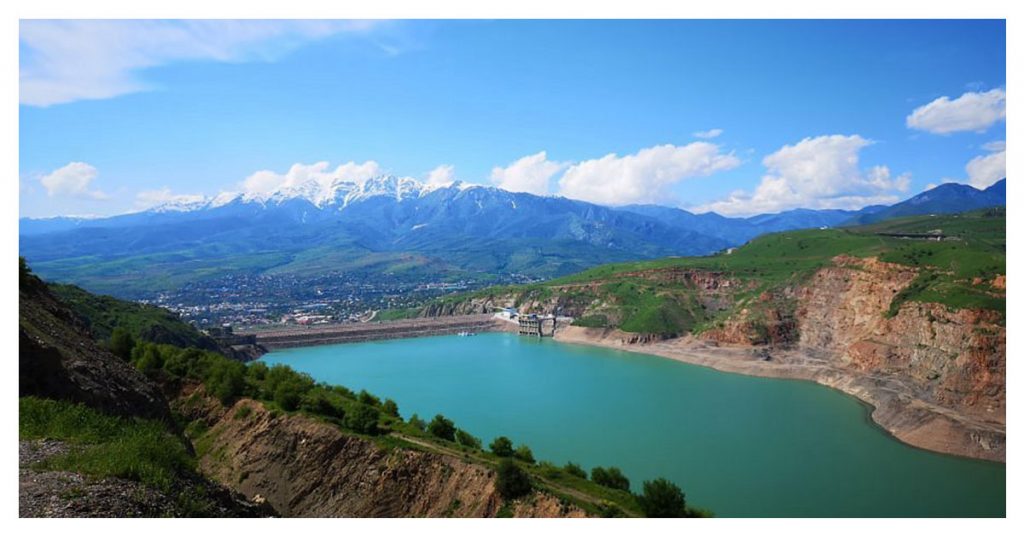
[{"xmin": 242, "ymin": 314, "xmax": 506, "ymax": 349}]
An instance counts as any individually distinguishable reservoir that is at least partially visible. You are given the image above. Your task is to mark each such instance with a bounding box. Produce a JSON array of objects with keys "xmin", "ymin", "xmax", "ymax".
[{"xmin": 260, "ymin": 332, "xmax": 1005, "ymax": 517}]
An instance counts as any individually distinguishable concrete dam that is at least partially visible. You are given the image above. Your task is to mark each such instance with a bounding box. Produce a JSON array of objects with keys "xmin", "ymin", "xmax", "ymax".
[{"xmin": 241, "ymin": 314, "xmax": 507, "ymax": 350}]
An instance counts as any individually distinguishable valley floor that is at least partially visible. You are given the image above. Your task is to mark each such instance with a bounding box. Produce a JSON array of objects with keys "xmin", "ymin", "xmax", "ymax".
[{"xmin": 553, "ymin": 326, "xmax": 1006, "ymax": 462}]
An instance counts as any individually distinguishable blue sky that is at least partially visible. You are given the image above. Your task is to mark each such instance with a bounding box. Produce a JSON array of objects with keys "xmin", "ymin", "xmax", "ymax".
[{"xmin": 19, "ymin": 19, "xmax": 1006, "ymax": 218}]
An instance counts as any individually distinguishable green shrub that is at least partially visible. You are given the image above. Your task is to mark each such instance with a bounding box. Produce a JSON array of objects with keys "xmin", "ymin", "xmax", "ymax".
[
  {"xmin": 163, "ymin": 348, "xmax": 205, "ymax": 379},
  {"xmin": 358, "ymin": 390, "xmax": 381, "ymax": 407},
  {"xmin": 246, "ymin": 361, "xmax": 269, "ymax": 382},
  {"xmin": 572, "ymin": 315, "xmax": 609, "ymax": 328},
  {"xmin": 637, "ymin": 478, "xmax": 687, "ymax": 517},
  {"xmin": 299, "ymin": 390, "xmax": 346, "ymax": 420},
  {"xmin": 205, "ymin": 359, "xmax": 246, "ymax": 404},
  {"xmin": 233, "ymin": 404, "xmax": 253, "ymax": 420},
  {"xmin": 108, "ymin": 327, "xmax": 135, "ymax": 361},
  {"xmin": 514, "ymin": 444, "xmax": 535, "ymax": 464},
  {"xmin": 345, "ymin": 404, "xmax": 380, "ymax": 435},
  {"xmin": 563, "ymin": 461, "xmax": 587, "ymax": 479},
  {"xmin": 591, "ymin": 466, "xmax": 630, "ymax": 491},
  {"xmin": 495, "ymin": 459, "xmax": 532, "ymax": 499},
  {"xmin": 408, "ymin": 413, "xmax": 426, "ymax": 431},
  {"xmin": 598, "ymin": 501, "xmax": 627, "ymax": 518},
  {"xmin": 455, "ymin": 429, "xmax": 481, "ymax": 449},
  {"xmin": 382, "ymin": 398, "xmax": 400, "ymax": 418},
  {"xmin": 274, "ymin": 384, "xmax": 302, "ymax": 411},
  {"xmin": 427, "ymin": 414, "xmax": 456, "ymax": 441},
  {"xmin": 259, "ymin": 365, "xmax": 315, "ymax": 410},
  {"xmin": 489, "ymin": 436, "xmax": 514, "ymax": 457},
  {"xmin": 537, "ymin": 461, "xmax": 561, "ymax": 479},
  {"xmin": 134, "ymin": 344, "xmax": 164, "ymax": 376}
]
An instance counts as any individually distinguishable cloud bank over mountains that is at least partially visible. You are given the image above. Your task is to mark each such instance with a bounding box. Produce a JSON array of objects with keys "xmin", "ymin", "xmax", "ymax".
[
  {"xmin": 42, "ymin": 134, "xmax": 905, "ymax": 217},
  {"xmin": 695, "ymin": 135, "xmax": 910, "ymax": 216}
]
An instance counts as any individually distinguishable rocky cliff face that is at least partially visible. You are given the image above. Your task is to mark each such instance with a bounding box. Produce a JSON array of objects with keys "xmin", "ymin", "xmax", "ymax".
[
  {"xmin": 696, "ymin": 256, "xmax": 1004, "ymax": 425},
  {"xmin": 794, "ymin": 256, "xmax": 1005, "ymax": 424},
  {"xmin": 185, "ymin": 396, "xmax": 587, "ymax": 518}
]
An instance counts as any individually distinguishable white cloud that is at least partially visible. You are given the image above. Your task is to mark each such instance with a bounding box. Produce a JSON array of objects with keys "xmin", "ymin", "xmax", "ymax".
[
  {"xmin": 906, "ymin": 89, "xmax": 1006, "ymax": 134},
  {"xmin": 425, "ymin": 164, "xmax": 457, "ymax": 185},
  {"xmin": 38, "ymin": 162, "xmax": 108, "ymax": 200},
  {"xmin": 693, "ymin": 128, "xmax": 724, "ymax": 139},
  {"xmin": 556, "ymin": 143, "xmax": 740, "ymax": 206},
  {"xmin": 697, "ymin": 135, "xmax": 910, "ymax": 216},
  {"xmin": 239, "ymin": 160, "xmax": 382, "ymax": 198},
  {"xmin": 982, "ymin": 140, "xmax": 1006, "ymax": 153},
  {"xmin": 135, "ymin": 187, "xmax": 206, "ymax": 209},
  {"xmin": 965, "ymin": 142, "xmax": 1006, "ymax": 189},
  {"xmin": 490, "ymin": 151, "xmax": 566, "ymax": 195},
  {"xmin": 20, "ymin": 20, "xmax": 384, "ymax": 106}
]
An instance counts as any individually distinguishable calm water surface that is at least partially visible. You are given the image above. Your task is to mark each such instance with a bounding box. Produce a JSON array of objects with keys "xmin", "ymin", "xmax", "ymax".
[{"xmin": 260, "ymin": 333, "xmax": 1005, "ymax": 517}]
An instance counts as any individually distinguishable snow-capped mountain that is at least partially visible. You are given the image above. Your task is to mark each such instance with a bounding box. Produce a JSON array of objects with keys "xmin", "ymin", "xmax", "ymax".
[
  {"xmin": 150, "ymin": 175, "xmax": 480, "ymax": 213},
  {"xmin": 17, "ymin": 176, "xmax": 1006, "ymax": 298}
]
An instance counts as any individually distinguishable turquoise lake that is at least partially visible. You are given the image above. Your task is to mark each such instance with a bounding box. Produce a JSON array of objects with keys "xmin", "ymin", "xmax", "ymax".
[{"xmin": 259, "ymin": 332, "xmax": 1005, "ymax": 517}]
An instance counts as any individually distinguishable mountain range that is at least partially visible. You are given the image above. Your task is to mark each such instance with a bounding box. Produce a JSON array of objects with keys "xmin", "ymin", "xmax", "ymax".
[{"xmin": 18, "ymin": 176, "xmax": 1006, "ymax": 298}]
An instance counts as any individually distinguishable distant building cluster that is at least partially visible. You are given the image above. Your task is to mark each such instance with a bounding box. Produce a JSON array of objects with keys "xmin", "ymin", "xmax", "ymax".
[{"xmin": 141, "ymin": 270, "xmax": 543, "ymax": 329}]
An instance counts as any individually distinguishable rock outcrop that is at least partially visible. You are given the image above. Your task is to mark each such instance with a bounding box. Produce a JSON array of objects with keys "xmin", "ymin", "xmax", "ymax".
[
  {"xmin": 188, "ymin": 398, "xmax": 588, "ymax": 518},
  {"xmin": 19, "ymin": 267, "xmax": 171, "ymax": 422},
  {"xmin": 795, "ymin": 256, "xmax": 1005, "ymax": 424}
]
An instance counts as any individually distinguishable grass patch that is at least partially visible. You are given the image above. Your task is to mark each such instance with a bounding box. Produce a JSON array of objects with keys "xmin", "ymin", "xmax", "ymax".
[{"xmin": 20, "ymin": 397, "xmax": 194, "ymax": 491}]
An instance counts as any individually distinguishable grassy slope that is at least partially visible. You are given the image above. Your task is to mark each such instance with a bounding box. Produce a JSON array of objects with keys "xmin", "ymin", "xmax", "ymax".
[
  {"xmin": 48, "ymin": 282, "xmax": 219, "ymax": 350},
  {"xmin": 425, "ymin": 209, "xmax": 1005, "ymax": 335},
  {"xmin": 20, "ymin": 397, "xmax": 194, "ymax": 491}
]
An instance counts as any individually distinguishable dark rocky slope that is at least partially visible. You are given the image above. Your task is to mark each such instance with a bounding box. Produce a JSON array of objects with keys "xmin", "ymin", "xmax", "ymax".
[{"xmin": 19, "ymin": 262, "xmax": 171, "ymax": 421}]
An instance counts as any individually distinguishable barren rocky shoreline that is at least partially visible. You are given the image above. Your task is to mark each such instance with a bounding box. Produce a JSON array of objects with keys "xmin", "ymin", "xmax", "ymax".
[{"xmin": 553, "ymin": 326, "xmax": 1005, "ymax": 463}]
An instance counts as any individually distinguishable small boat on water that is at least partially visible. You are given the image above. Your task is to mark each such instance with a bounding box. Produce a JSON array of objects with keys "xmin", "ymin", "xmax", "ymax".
[{"xmin": 457, "ymin": 331, "xmax": 474, "ymax": 337}]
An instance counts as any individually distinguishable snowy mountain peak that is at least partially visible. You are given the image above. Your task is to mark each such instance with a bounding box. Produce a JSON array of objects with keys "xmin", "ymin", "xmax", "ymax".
[{"xmin": 144, "ymin": 174, "xmax": 493, "ymax": 215}]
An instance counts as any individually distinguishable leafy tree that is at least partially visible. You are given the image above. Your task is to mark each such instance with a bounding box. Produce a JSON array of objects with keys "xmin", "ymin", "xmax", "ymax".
[
  {"xmin": 427, "ymin": 414, "xmax": 456, "ymax": 441},
  {"xmin": 134, "ymin": 344, "xmax": 164, "ymax": 376},
  {"xmin": 345, "ymin": 404, "xmax": 380, "ymax": 435},
  {"xmin": 259, "ymin": 365, "xmax": 315, "ymax": 406},
  {"xmin": 358, "ymin": 390, "xmax": 381, "ymax": 407},
  {"xmin": 637, "ymin": 478, "xmax": 687, "ymax": 518},
  {"xmin": 382, "ymin": 398, "xmax": 400, "ymax": 418},
  {"xmin": 300, "ymin": 390, "xmax": 346, "ymax": 420},
  {"xmin": 274, "ymin": 384, "xmax": 302, "ymax": 411},
  {"xmin": 489, "ymin": 436, "xmax": 514, "ymax": 457},
  {"xmin": 513, "ymin": 444, "xmax": 535, "ymax": 464},
  {"xmin": 591, "ymin": 466, "xmax": 630, "ymax": 491},
  {"xmin": 455, "ymin": 429, "xmax": 481, "ymax": 449},
  {"xmin": 563, "ymin": 461, "xmax": 587, "ymax": 479},
  {"xmin": 206, "ymin": 359, "xmax": 246, "ymax": 404},
  {"xmin": 163, "ymin": 347, "xmax": 204, "ymax": 379},
  {"xmin": 108, "ymin": 327, "xmax": 135, "ymax": 361},
  {"xmin": 495, "ymin": 459, "xmax": 532, "ymax": 499},
  {"xmin": 246, "ymin": 361, "xmax": 269, "ymax": 382},
  {"xmin": 408, "ymin": 413, "xmax": 426, "ymax": 431}
]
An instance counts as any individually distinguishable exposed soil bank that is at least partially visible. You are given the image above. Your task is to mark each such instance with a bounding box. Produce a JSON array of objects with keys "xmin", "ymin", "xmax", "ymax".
[
  {"xmin": 179, "ymin": 393, "xmax": 589, "ymax": 517},
  {"xmin": 554, "ymin": 326, "xmax": 1005, "ymax": 462}
]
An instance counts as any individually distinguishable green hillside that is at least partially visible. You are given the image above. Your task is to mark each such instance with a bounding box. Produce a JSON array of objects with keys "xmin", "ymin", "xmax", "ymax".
[
  {"xmin": 428, "ymin": 209, "xmax": 1006, "ymax": 335},
  {"xmin": 48, "ymin": 282, "xmax": 220, "ymax": 351}
]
